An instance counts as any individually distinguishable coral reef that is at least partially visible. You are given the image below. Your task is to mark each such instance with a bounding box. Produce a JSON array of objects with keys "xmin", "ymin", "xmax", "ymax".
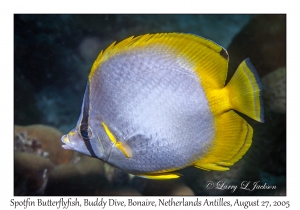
[
  {"xmin": 14, "ymin": 130, "xmax": 49, "ymax": 158},
  {"xmin": 15, "ymin": 125, "xmax": 73, "ymax": 165},
  {"xmin": 14, "ymin": 152, "xmax": 54, "ymax": 195},
  {"xmin": 14, "ymin": 124, "xmax": 73, "ymax": 195}
]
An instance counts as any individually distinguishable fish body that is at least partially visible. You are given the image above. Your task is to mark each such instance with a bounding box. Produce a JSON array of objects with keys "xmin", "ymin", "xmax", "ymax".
[{"xmin": 61, "ymin": 33, "xmax": 264, "ymax": 179}]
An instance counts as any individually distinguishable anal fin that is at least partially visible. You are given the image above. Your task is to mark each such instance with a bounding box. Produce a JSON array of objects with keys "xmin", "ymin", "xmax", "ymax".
[
  {"xmin": 194, "ymin": 110, "xmax": 253, "ymax": 171},
  {"xmin": 137, "ymin": 172, "xmax": 181, "ymax": 180}
]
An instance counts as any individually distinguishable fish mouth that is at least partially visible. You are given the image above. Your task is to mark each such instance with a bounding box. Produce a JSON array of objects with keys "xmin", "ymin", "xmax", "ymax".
[{"xmin": 61, "ymin": 134, "xmax": 71, "ymax": 149}]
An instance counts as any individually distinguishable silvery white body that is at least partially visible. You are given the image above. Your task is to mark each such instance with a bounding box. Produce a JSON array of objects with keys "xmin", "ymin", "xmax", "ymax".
[{"xmin": 63, "ymin": 45, "xmax": 215, "ymax": 174}]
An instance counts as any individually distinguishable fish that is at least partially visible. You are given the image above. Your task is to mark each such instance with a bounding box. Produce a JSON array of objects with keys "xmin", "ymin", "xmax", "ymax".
[{"xmin": 61, "ymin": 33, "xmax": 264, "ymax": 179}]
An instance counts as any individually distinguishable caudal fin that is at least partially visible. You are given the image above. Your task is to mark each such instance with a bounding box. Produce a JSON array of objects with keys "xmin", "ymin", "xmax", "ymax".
[
  {"xmin": 226, "ymin": 58, "xmax": 264, "ymax": 122},
  {"xmin": 193, "ymin": 59, "xmax": 263, "ymax": 171}
]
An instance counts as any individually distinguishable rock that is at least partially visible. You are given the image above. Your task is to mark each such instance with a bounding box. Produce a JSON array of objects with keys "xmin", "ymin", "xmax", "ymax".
[
  {"xmin": 14, "ymin": 125, "xmax": 73, "ymax": 165},
  {"xmin": 14, "ymin": 152, "xmax": 54, "ymax": 195}
]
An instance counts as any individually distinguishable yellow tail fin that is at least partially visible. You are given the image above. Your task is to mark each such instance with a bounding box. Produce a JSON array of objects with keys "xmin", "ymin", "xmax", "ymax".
[{"xmin": 225, "ymin": 58, "xmax": 264, "ymax": 122}]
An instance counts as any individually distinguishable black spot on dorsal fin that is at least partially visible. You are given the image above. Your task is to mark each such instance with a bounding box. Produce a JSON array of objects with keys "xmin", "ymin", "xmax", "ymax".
[{"xmin": 219, "ymin": 48, "xmax": 229, "ymax": 61}]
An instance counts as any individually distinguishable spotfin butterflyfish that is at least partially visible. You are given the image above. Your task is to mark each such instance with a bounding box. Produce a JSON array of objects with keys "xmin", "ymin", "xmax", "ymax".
[{"xmin": 61, "ymin": 33, "xmax": 264, "ymax": 179}]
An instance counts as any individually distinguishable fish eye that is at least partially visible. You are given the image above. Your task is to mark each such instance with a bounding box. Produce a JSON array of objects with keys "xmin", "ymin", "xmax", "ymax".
[
  {"xmin": 80, "ymin": 127, "xmax": 92, "ymax": 140},
  {"xmin": 81, "ymin": 130, "xmax": 89, "ymax": 138}
]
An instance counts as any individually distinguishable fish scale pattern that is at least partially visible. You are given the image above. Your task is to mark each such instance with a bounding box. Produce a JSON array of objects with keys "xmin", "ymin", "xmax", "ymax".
[{"xmin": 89, "ymin": 46, "xmax": 215, "ymax": 173}]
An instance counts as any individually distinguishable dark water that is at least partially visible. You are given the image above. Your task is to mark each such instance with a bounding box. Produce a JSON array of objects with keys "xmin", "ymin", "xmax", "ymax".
[{"xmin": 14, "ymin": 14, "xmax": 286, "ymax": 196}]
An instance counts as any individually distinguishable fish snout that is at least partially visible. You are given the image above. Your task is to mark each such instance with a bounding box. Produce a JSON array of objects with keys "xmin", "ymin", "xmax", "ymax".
[
  {"xmin": 61, "ymin": 134, "xmax": 71, "ymax": 150},
  {"xmin": 61, "ymin": 134, "xmax": 69, "ymax": 143}
]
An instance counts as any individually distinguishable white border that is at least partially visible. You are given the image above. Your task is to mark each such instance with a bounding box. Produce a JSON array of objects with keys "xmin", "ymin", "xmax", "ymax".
[{"xmin": 2, "ymin": 0, "xmax": 298, "ymax": 209}]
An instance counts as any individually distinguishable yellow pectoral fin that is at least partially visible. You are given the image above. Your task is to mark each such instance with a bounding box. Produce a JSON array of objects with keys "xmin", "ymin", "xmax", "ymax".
[
  {"xmin": 102, "ymin": 121, "xmax": 132, "ymax": 158},
  {"xmin": 101, "ymin": 122, "xmax": 117, "ymax": 144},
  {"xmin": 137, "ymin": 172, "xmax": 181, "ymax": 180},
  {"xmin": 116, "ymin": 141, "xmax": 132, "ymax": 158}
]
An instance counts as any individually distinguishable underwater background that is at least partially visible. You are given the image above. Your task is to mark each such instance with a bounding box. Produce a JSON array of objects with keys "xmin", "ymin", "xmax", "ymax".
[{"xmin": 14, "ymin": 14, "xmax": 286, "ymax": 196}]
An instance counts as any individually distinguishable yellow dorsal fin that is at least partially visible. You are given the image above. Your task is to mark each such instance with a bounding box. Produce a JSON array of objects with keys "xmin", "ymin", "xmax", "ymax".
[
  {"xmin": 101, "ymin": 122, "xmax": 132, "ymax": 158},
  {"xmin": 137, "ymin": 172, "xmax": 181, "ymax": 180},
  {"xmin": 88, "ymin": 33, "xmax": 229, "ymax": 91},
  {"xmin": 194, "ymin": 110, "xmax": 253, "ymax": 171}
]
